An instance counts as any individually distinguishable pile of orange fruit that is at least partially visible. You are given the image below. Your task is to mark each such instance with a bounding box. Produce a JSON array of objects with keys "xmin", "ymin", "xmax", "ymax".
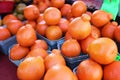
[{"xmin": 1, "ymin": 0, "xmax": 120, "ymax": 80}]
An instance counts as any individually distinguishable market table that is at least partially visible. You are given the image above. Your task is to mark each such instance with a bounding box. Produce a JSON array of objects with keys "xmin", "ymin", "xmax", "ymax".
[{"xmin": 0, "ymin": 53, "xmax": 18, "ymax": 80}]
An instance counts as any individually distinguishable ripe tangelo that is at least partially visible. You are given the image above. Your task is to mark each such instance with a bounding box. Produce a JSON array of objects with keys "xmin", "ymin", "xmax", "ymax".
[
  {"xmin": 71, "ymin": 1, "xmax": 87, "ymax": 17},
  {"xmin": 17, "ymin": 56, "xmax": 45, "ymax": 80},
  {"xmin": 44, "ymin": 64, "xmax": 76, "ymax": 80},
  {"xmin": 51, "ymin": 0, "xmax": 65, "ymax": 8},
  {"xmin": 68, "ymin": 14, "xmax": 91, "ymax": 40},
  {"xmin": 87, "ymin": 37, "xmax": 118, "ymax": 65},
  {"xmin": 31, "ymin": 39, "xmax": 48, "ymax": 50},
  {"xmin": 0, "ymin": 27, "xmax": 11, "ymax": 41},
  {"xmin": 103, "ymin": 61, "xmax": 120, "ymax": 80},
  {"xmin": 43, "ymin": 7, "xmax": 61, "ymax": 25},
  {"xmin": 16, "ymin": 24, "xmax": 37, "ymax": 47},
  {"xmin": 6, "ymin": 20, "xmax": 23, "ymax": 35},
  {"xmin": 26, "ymin": 48, "xmax": 49, "ymax": 59},
  {"xmin": 76, "ymin": 59, "xmax": 103, "ymax": 80},
  {"xmin": 25, "ymin": 20, "xmax": 37, "ymax": 29},
  {"xmin": 61, "ymin": 39, "xmax": 81, "ymax": 57},
  {"xmin": 24, "ymin": 5, "xmax": 39, "ymax": 20},
  {"xmin": 44, "ymin": 52, "xmax": 66, "ymax": 70},
  {"xmin": 10, "ymin": 44, "xmax": 29, "ymax": 60}
]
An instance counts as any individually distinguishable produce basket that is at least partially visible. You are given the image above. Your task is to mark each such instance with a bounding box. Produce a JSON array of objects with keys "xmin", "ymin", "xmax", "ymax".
[
  {"xmin": 57, "ymin": 38, "xmax": 89, "ymax": 70},
  {"xmin": 0, "ymin": 35, "xmax": 17, "ymax": 55},
  {"xmin": 0, "ymin": 1, "xmax": 15, "ymax": 14}
]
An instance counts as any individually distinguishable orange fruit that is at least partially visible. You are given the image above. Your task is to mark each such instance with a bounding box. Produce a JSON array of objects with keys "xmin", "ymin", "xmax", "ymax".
[
  {"xmin": 0, "ymin": 27, "xmax": 11, "ymax": 41},
  {"xmin": 24, "ymin": 5, "xmax": 39, "ymax": 20},
  {"xmin": 26, "ymin": 48, "xmax": 48, "ymax": 59},
  {"xmin": 71, "ymin": 1, "xmax": 87, "ymax": 17},
  {"xmin": 10, "ymin": 44, "xmax": 29, "ymax": 60},
  {"xmin": 60, "ymin": 4, "xmax": 72, "ymax": 17},
  {"xmin": 91, "ymin": 10, "xmax": 112, "ymax": 27},
  {"xmin": 51, "ymin": 49, "xmax": 61, "ymax": 55},
  {"xmin": 43, "ymin": 7, "xmax": 61, "ymax": 25},
  {"xmin": 44, "ymin": 52, "xmax": 66, "ymax": 70},
  {"xmin": 91, "ymin": 25, "xmax": 101, "ymax": 38},
  {"xmin": 25, "ymin": 20, "xmax": 36, "ymax": 29},
  {"xmin": 37, "ymin": 1, "xmax": 48, "ymax": 13},
  {"xmin": 31, "ymin": 39, "xmax": 48, "ymax": 50},
  {"xmin": 64, "ymin": 31, "xmax": 73, "ymax": 41},
  {"xmin": 51, "ymin": 0, "xmax": 65, "ymax": 8},
  {"xmin": 68, "ymin": 14, "xmax": 91, "ymax": 40},
  {"xmin": 114, "ymin": 25, "xmax": 120, "ymax": 43},
  {"xmin": 87, "ymin": 37, "xmax": 118, "ymax": 65},
  {"xmin": 45, "ymin": 26, "xmax": 62, "ymax": 40},
  {"xmin": 36, "ymin": 20, "xmax": 48, "ymax": 36},
  {"xmin": 61, "ymin": 39, "xmax": 81, "ymax": 57},
  {"xmin": 101, "ymin": 21, "xmax": 118, "ymax": 39},
  {"xmin": 103, "ymin": 61, "xmax": 120, "ymax": 80},
  {"xmin": 3, "ymin": 14, "xmax": 18, "ymax": 25},
  {"xmin": 17, "ymin": 56, "xmax": 45, "ymax": 80},
  {"xmin": 76, "ymin": 59, "xmax": 103, "ymax": 80},
  {"xmin": 16, "ymin": 24, "xmax": 37, "ymax": 47},
  {"xmin": 36, "ymin": 13, "xmax": 44, "ymax": 23},
  {"xmin": 7, "ymin": 20, "xmax": 23, "ymax": 35},
  {"xmin": 44, "ymin": 64, "xmax": 75, "ymax": 80}
]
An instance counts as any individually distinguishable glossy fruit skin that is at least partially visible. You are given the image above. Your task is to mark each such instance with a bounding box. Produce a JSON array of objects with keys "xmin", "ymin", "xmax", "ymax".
[
  {"xmin": 7, "ymin": 20, "xmax": 23, "ymax": 35},
  {"xmin": 114, "ymin": 25, "xmax": 120, "ymax": 43},
  {"xmin": 68, "ymin": 14, "xmax": 91, "ymax": 40},
  {"xmin": 24, "ymin": 5, "xmax": 39, "ymax": 20},
  {"xmin": 31, "ymin": 39, "xmax": 48, "ymax": 50},
  {"xmin": 64, "ymin": 31, "xmax": 73, "ymax": 41},
  {"xmin": 103, "ymin": 61, "xmax": 120, "ymax": 80},
  {"xmin": 26, "ymin": 48, "xmax": 48, "ymax": 59},
  {"xmin": 44, "ymin": 64, "xmax": 75, "ymax": 80},
  {"xmin": 51, "ymin": 0, "xmax": 65, "ymax": 8},
  {"xmin": 76, "ymin": 59, "xmax": 103, "ymax": 80},
  {"xmin": 101, "ymin": 21, "xmax": 118, "ymax": 39},
  {"xmin": 61, "ymin": 39, "xmax": 81, "ymax": 57},
  {"xmin": 25, "ymin": 20, "xmax": 36, "ymax": 29},
  {"xmin": 10, "ymin": 44, "xmax": 29, "ymax": 60},
  {"xmin": 44, "ymin": 53, "xmax": 66, "ymax": 70},
  {"xmin": 71, "ymin": 1, "xmax": 87, "ymax": 17},
  {"xmin": 16, "ymin": 24, "xmax": 37, "ymax": 47},
  {"xmin": 0, "ymin": 27, "xmax": 11, "ymax": 41},
  {"xmin": 43, "ymin": 7, "xmax": 61, "ymax": 25},
  {"xmin": 45, "ymin": 26, "xmax": 62, "ymax": 40},
  {"xmin": 87, "ymin": 38, "xmax": 118, "ymax": 65},
  {"xmin": 91, "ymin": 10, "xmax": 112, "ymax": 27},
  {"xmin": 17, "ymin": 57, "xmax": 45, "ymax": 80}
]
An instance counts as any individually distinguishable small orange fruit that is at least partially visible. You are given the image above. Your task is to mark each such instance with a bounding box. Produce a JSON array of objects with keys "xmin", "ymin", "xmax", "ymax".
[
  {"xmin": 45, "ymin": 26, "xmax": 62, "ymax": 40},
  {"xmin": 17, "ymin": 56, "xmax": 45, "ymax": 80},
  {"xmin": 10, "ymin": 44, "xmax": 29, "ymax": 60},
  {"xmin": 114, "ymin": 25, "xmax": 120, "ymax": 43},
  {"xmin": 36, "ymin": 13, "xmax": 44, "ymax": 23},
  {"xmin": 43, "ymin": 7, "xmax": 61, "ymax": 25},
  {"xmin": 76, "ymin": 59, "xmax": 103, "ymax": 80},
  {"xmin": 51, "ymin": 0, "xmax": 65, "ymax": 8},
  {"xmin": 64, "ymin": 31, "xmax": 73, "ymax": 40},
  {"xmin": 87, "ymin": 37, "xmax": 118, "ymax": 65},
  {"xmin": 0, "ymin": 27, "xmax": 11, "ymax": 41},
  {"xmin": 25, "ymin": 20, "xmax": 36, "ymax": 29}
]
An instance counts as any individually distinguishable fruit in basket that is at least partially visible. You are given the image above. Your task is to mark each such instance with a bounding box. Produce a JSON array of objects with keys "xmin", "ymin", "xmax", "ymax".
[
  {"xmin": 6, "ymin": 20, "xmax": 23, "ymax": 35},
  {"xmin": 44, "ymin": 64, "xmax": 76, "ymax": 80},
  {"xmin": 101, "ymin": 21, "xmax": 118, "ymax": 39},
  {"xmin": 0, "ymin": 27, "xmax": 11, "ymax": 41},
  {"xmin": 44, "ymin": 52, "xmax": 66, "ymax": 70},
  {"xmin": 76, "ymin": 59, "xmax": 103, "ymax": 80},
  {"xmin": 3, "ymin": 14, "xmax": 18, "ymax": 25},
  {"xmin": 64, "ymin": 31, "xmax": 73, "ymax": 40},
  {"xmin": 31, "ymin": 40, "xmax": 48, "ymax": 50},
  {"xmin": 36, "ymin": 13, "xmax": 44, "ymax": 23},
  {"xmin": 103, "ymin": 61, "xmax": 120, "ymax": 80},
  {"xmin": 51, "ymin": 49, "xmax": 61, "ymax": 55},
  {"xmin": 87, "ymin": 37, "xmax": 118, "ymax": 65},
  {"xmin": 17, "ymin": 56, "xmax": 45, "ymax": 80},
  {"xmin": 25, "ymin": 20, "xmax": 36, "ymax": 29},
  {"xmin": 16, "ymin": 3, "xmax": 27, "ymax": 14},
  {"xmin": 43, "ymin": 7, "xmax": 61, "ymax": 25},
  {"xmin": 26, "ymin": 48, "xmax": 48, "ymax": 59},
  {"xmin": 114, "ymin": 25, "xmax": 120, "ymax": 43},
  {"xmin": 68, "ymin": 14, "xmax": 91, "ymax": 40},
  {"xmin": 51, "ymin": 0, "xmax": 65, "ymax": 8},
  {"xmin": 24, "ymin": 5, "xmax": 39, "ymax": 20},
  {"xmin": 16, "ymin": 24, "xmax": 37, "ymax": 47},
  {"xmin": 91, "ymin": 10, "xmax": 112, "ymax": 27},
  {"xmin": 71, "ymin": 1, "xmax": 87, "ymax": 17},
  {"xmin": 10, "ymin": 44, "xmax": 29, "ymax": 60},
  {"xmin": 45, "ymin": 26, "xmax": 62, "ymax": 40},
  {"xmin": 61, "ymin": 39, "xmax": 81, "ymax": 57}
]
